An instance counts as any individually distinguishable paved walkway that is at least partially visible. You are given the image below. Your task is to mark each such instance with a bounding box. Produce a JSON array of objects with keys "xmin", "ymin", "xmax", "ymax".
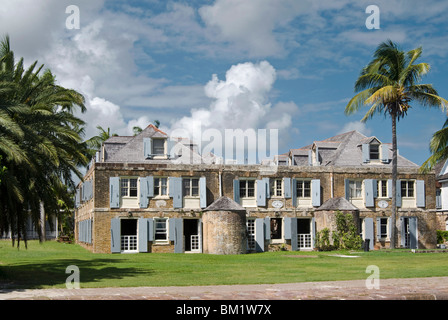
[{"xmin": 1, "ymin": 277, "xmax": 448, "ymax": 300}]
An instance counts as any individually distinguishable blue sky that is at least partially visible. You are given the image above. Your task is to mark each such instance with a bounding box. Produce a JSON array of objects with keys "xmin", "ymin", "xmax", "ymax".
[{"xmin": 1, "ymin": 0, "xmax": 447, "ymax": 166}]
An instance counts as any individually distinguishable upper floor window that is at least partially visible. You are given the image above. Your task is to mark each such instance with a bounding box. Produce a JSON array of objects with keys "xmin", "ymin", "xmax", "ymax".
[
  {"xmin": 271, "ymin": 179, "xmax": 283, "ymax": 197},
  {"xmin": 121, "ymin": 178, "xmax": 138, "ymax": 197},
  {"xmin": 240, "ymin": 179, "xmax": 255, "ymax": 199},
  {"xmin": 296, "ymin": 180, "xmax": 311, "ymax": 198},
  {"xmin": 401, "ymin": 180, "xmax": 414, "ymax": 198},
  {"xmin": 349, "ymin": 180, "xmax": 362, "ymax": 199},
  {"xmin": 152, "ymin": 138, "xmax": 165, "ymax": 156},
  {"xmin": 377, "ymin": 180, "xmax": 388, "ymax": 198},
  {"xmin": 370, "ymin": 144, "xmax": 379, "ymax": 160},
  {"xmin": 154, "ymin": 177, "xmax": 168, "ymax": 197},
  {"xmin": 183, "ymin": 178, "xmax": 199, "ymax": 197}
]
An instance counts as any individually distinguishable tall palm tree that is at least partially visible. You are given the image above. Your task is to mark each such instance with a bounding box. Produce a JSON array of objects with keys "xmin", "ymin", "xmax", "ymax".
[
  {"xmin": 345, "ymin": 40, "xmax": 448, "ymax": 248},
  {"xmin": 0, "ymin": 35, "xmax": 88, "ymax": 246}
]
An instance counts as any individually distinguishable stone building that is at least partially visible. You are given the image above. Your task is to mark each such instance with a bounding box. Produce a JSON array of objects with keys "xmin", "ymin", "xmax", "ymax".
[{"xmin": 74, "ymin": 125, "xmax": 437, "ymax": 253}]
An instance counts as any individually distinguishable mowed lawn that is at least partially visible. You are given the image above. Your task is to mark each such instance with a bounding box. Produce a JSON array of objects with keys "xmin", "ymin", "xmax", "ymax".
[{"xmin": 1, "ymin": 240, "xmax": 448, "ymax": 289}]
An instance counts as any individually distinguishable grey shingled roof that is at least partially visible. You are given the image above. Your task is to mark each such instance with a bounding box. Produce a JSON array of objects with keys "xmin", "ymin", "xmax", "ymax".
[
  {"xmin": 203, "ymin": 196, "xmax": 247, "ymax": 212},
  {"xmin": 316, "ymin": 197, "xmax": 359, "ymax": 211}
]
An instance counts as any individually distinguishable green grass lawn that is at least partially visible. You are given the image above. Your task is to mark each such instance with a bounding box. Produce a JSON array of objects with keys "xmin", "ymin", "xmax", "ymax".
[{"xmin": 1, "ymin": 240, "xmax": 448, "ymax": 289}]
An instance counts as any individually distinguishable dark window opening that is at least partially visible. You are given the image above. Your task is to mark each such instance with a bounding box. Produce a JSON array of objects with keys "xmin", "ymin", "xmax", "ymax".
[
  {"xmin": 297, "ymin": 219, "xmax": 311, "ymax": 234},
  {"xmin": 121, "ymin": 219, "xmax": 137, "ymax": 236},
  {"xmin": 270, "ymin": 218, "xmax": 282, "ymax": 239}
]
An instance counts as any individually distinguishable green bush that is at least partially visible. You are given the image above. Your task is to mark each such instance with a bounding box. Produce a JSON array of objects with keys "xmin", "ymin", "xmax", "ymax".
[
  {"xmin": 316, "ymin": 211, "xmax": 362, "ymax": 251},
  {"xmin": 437, "ymin": 230, "xmax": 448, "ymax": 244}
]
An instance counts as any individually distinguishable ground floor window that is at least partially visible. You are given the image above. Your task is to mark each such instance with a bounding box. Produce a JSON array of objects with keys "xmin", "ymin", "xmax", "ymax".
[
  {"xmin": 247, "ymin": 219, "xmax": 256, "ymax": 251},
  {"xmin": 270, "ymin": 218, "xmax": 283, "ymax": 240},
  {"xmin": 297, "ymin": 219, "xmax": 312, "ymax": 249},
  {"xmin": 121, "ymin": 219, "xmax": 137, "ymax": 252},
  {"xmin": 154, "ymin": 218, "xmax": 168, "ymax": 242}
]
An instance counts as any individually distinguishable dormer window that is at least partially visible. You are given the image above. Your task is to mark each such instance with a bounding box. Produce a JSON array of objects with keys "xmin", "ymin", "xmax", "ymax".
[
  {"xmin": 370, "ymin": 144, "xmax": 379, "ymax": 160},
  {"xmin": 143, "ymin": 137, "xmax": 168, "ymax": 159},
  {"xmin": 152, "ymin": 138, "xmax": 165, "ymax": 156}
]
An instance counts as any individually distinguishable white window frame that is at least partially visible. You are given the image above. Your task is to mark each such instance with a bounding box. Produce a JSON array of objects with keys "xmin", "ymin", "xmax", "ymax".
[
  {"xmin": 377, "ymin": 179, "xmax": 388, "ymax": 198},
  {"xmin": 183, "ymin": 177, "xmax": 200, "ymax": 198},
  {"xmin": 152, "ymin": 138, "xmax": 166, "ymax": 156},
  {"xmin": 239, "ymin": 179, "xmax": 256, "ymax": 199},
  {"xmin": 401, "ymin": 180, "xmax": 415, "ymax": 198},
  {"xmin": 270, "ymin": 179, "xmax": 283, "ymax": 198},
  {"xmin": 120, "ymin": 177, "xmax": 138, "ymax": 198},
  {"xmin": 379, "ymin": 217, "xmax": 389, "ymax": 240},
  {"xmin": 154, "ymin": 177, "xmax": 169, "ymax": 198},
  {"xmin": 296, "ymin": 179, "xmax": 311, "ymax": 199},
  {"xmin": 154, "ymin": 218, "xmax": 168, "ymax": 244},
  {"xmin": 349, "ymin": 180, "xmax": 363, "ymax": 199}
]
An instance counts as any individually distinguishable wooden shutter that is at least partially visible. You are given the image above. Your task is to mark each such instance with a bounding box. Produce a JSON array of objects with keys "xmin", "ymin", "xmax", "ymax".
[
  {"xmin": 75, "ymin": 189, "xmax": 80, "ymax": 208},
  {"xmin": 409, "ymin": 217, "xmax": 418, "ymax": 249},
  {"xmin": 139, "ymin": 177, "xmax": 149, "ymax": 208},
  {"xmin": 256, "ymin": 179, "xmax": 266, "ymax": 207},
  {"xmin": 364, "ymin": 179, "xmax": 374, "ymax": 207},
  {"xmin": 233, "ymin": 179, "xmax": 240, "ymax": 204},
  {"xmin": 138, "ymin": 218, "xmax": 149, "ymax": 252},
  {"xmin": 344, "ymin": 179, "xmax": 350, "ymax": 200},
  {"xmin": 292, "ymin": 178, "xmax": 297, "ymax": 207},
  {"xmin": 400, "ymin": 217, "xmax": 406, "ymax": 247},
  {"xmin": 381, "ymin": 144, "xmax": 389, "ymax": 163},
  {"xmin": 416, "ymin": 180, "xmax": 425, "ymax": 208},
  {"xmin": 396, "ymin": 180, "xmax": 402, "ymax": 207},
  {"xmin": 147, "ymin": 176, "xmax": 154, "ymax": 198},
  {"xmin": 387, "ymin": 179, "xmax": 392, "ymax": 198},
  {"xmin": 364, "ymin": 217, "xmax": 374, "ymax": 250},
  {"xmin": 167, "ymin": 139, "xmax": 176, "ymax": 159},
  {"xmin": 263, "ymin": 178, "xmax": 270, "ymax": 198},
  {"xmin": 110, "ymin": 218, "xmax": 121, "ymax": 253},
  {"xmin": 255, "ymin": 218, "xmax": 265, "ymax": 252},
  {"xmin": 169, "ymin": 177, "xmax": 182, "ymax": 208},
  {"xmin": 109, "ymin": 177, "xmax": 120, "ymax": 208},
  {"xmin": 147, "ymin": 218, "xmax": 154, "ymax": 241},
  {"xmin": 283, "ymin": 177, "xmax": 291, "ymax": 199},
  {"xmin": 173, "ymin": 218, "xmax": 183, "ymax": 253},
  {"xmin": 376, "ymin": 217, "xmax": 381, "ymax": 239},
  {"xmin": 290, "ymin": 218, "xmax": 298, "ymax": 251},
  {"xmin": 143, "ymin": 138, "xmax": 152, "ymax": 159},
  {"xmin": 284, "ymin": 217, "xmax": 291, "ymax": 240},
  {"xmin": 311, "ymin": 179, "xmax": 321, "ymax": 207},
  {"xmin": 308, "ymin": 150, "xmax": 312, "ymax": 166},
  {"xmin": 264, "ymin": 217, "xmax": 271, "ymax": 241},
  {"xmin": 200, "ymin": 177, "xmax": 207, "ymax": 208},
  {"xmin": 362, "ymin": 144, "xmax": 370, "ymax": 163}
]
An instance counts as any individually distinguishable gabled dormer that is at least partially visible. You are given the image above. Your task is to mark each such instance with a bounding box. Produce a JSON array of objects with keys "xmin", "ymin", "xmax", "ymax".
[
  {"xmin": 360, "ymin": 137, "xmax": 390, "ymax": 164},
  {"xmin": 143, "ymin": 125, "xmax": 171, "ymax": 160}
]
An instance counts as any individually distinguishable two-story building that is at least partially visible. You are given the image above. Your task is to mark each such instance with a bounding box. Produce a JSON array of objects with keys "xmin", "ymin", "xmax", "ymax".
[{"xmin": 74, "ymin": 125, "xmax": 437, "ymax": 253}]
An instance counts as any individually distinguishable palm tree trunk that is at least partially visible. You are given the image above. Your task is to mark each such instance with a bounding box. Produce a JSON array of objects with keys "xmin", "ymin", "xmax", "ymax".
[{"xmin": 391, "ymin": 112, "xmax": 398, "ymax": 249}]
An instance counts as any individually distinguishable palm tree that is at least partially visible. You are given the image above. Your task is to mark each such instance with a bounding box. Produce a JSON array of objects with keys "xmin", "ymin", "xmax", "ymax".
[
  {"xmin": 345, "ymin": 40, "xmax": 448, "ymax": 248},
  {"xmin": 0, "ymin": 35, "xmax": 88, "ymax": 246},
  {"xmin": 421, "ymin": 118, "xmax": 448, "ymax": 172}
]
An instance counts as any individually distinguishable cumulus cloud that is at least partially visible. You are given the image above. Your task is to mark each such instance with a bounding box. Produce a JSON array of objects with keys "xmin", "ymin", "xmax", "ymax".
[{"xmin": 339, "ymin": 121, "xmax": 372, "ymax": 136}]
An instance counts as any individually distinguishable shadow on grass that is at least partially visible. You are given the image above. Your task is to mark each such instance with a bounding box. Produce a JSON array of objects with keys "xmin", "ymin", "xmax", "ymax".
[{"xmin": 0, "ymin": 258, "xmax": 152, "ymax": 290}]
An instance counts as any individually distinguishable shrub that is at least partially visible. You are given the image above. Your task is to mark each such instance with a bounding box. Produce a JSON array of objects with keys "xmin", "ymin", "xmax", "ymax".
[{"xmin": 437, "ymin": 230, "xmax": 448, "ymax": 244}]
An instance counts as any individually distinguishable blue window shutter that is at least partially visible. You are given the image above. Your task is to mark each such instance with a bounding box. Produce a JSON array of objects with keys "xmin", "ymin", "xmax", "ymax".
[
  {"xmin": 400, "ymin": 217, "xmax": 406, "ymax": 247},
  {"xmin": 174, "ymin": 218, "xmax": 183, "ymax": 253},
  {"xmin": 143, "ymin": 138, "xmax": 152, "ymax": 159},
  {"xmin": 416, "ymin": 180, "xmax": 425, "ymax": 208},
  {"xmin": 364, "ymin": 179, "xmax": 374, "ymax": 207},
  {"xmin": 387, "ymin": 179, "xmax": 393, "ymax": 198},
  {"xmin": 109, "ymin": 177, "xmax": 120, "ymax": 208},
  {"xmin": 364, "ymin": 217, "xmax": 374, "ymax": 250},
  {"xmin": 169, "ymin": 177, "xmax": 182, "ymax": 208},
  {"xmin": 169, "ymin": 218, "xmax": 176, "ymax": 241},
  {"xmin": 138, "ymin": 218, "xmax": 148, "ymax": 252},
  {"xmin": 255, "ymin": 218, "xmax": 265, "ymax": 252},
  {"xmin": 75, "ymin": 189, "xmax": 80, "ymax": 208},
  {"xmin": 200, "ymin": 177, "xmax": 207, "ymax": 208},
  {"xmin": 256, "ymin": 179, "xmax": 266, "ymax": 207},
  {"xmin": 290, "ymin": 218, "xmax": 298, "ymax": 251},
  {"xmin": 381, "ymin": 144, "xmax": 389, "ymax": 163},
  {"xmin": 147, "ymin": 218, "xmax": 154, "ymax": 241},
  {"xmin": 292, "ymin": 178, "xmax": 297, "ymax": 207},
  {"xmin": 167, "ymin": 139, "xmax": 176, "ymax": 159},
  {"xmin": 362, "ymin": 144, "xmax": 370, "ymax": 163},
  {"xmin": 283, "ymin": 178, "xmax": 291, "ymax": 199},
  {"xmin": 147, "ymin": 176, "xmax": 154, "ymax": 198},
  {"xmin": 344, "ymin": 179, "xmax": 350, "ymax": 200},
  {"xmin": 263, "ymin": 178, "xmax": 270, "ymax": 198},
  {"xmin": 284, "ymin": 217, "xmax": 291, "ymax": 239},
  {"xmin": 311, "ymin": 218, "xmax": 316, "ymax": 249},
  {"xmin": 308, "ymin": 150, "xmax": 312, "ymax": 166},
  {"xmin": 409, "ymin": 217, "xmax": 418, "ymax": 249},
  {"xmin": 264, "ymin": 217, "xmax": 271, "ymax": 240},
  {"xmin": 233, "ymin": 179, "xmax": 240, "ymax": 204},
  {"xmin": 396, "ymin": 180, "xmax": 402, "ymax": 207},
  {"xmin": 110, "ymin": 218, "xmax": 121, "ymax": 253},
  {"xmin": 388, "ymin": 217, "xmax": 393, "ymax": 240},
  {"xmin": 376, "ymin": 217, "xmax": 381, "ymax": 239},
  {"xmin": 139, "ymin": 177, "xmax": 149, "ymax": 208},
  {"xmin": 311, "ymin": 179, "xmax": 321, "ymax": 207},
  {"xmin": 373, "ymin": 179, "xmax": 377, "ymax": 198}
]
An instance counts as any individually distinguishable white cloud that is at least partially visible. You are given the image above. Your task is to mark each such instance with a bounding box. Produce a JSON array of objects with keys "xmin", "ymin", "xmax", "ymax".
[{"xmin": 339, "ymin": 121, "xmax": 372, "ymax": 136}]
